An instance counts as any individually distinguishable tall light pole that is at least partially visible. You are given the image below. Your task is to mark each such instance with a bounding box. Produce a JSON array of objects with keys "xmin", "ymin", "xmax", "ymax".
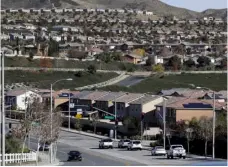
[
  {"xmin": 114, "ymin": 95, "xmax": 117, "ymax": 140},
  {"xmin": 68, "ymin": 93, "xmax": 71, "ymax": 131},
  {"xmin": 50, "ymin": 78, "xmax": 72, "ymax": 164},
  {"xmin": 162, "ymin": 99, "xmax": 166, "ymax": 149},
  {"xmin": 1, "ymin": 51, "xmax": 5, "ymax": 166},
  {"xmin": 194, "ymin": 86, "xmax": 216, "ymax": 159}
]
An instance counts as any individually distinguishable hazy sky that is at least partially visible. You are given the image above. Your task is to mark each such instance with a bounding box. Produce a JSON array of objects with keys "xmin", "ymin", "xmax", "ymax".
[{"xmin": 161, "ymin": 0, "xmax": 227, "ymax": 12}]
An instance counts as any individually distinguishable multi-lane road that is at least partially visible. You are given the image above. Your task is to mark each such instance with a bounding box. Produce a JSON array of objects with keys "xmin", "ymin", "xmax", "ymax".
[
  {"xmin": 6, "ymin": 119, "xmax": 227, "ymax": 166},
  {"xmin": 39, "ymin": 130, "xmax": 219, "ymax": 166}
]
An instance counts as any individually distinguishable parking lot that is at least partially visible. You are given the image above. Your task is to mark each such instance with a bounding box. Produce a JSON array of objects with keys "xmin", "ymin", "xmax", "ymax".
[{"xmin": 59, "ymin": 131, "xmax": 208, "ymax": 166}]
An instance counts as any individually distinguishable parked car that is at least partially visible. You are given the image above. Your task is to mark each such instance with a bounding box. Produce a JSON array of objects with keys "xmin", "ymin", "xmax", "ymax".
[
  {"xmin": 127, "ymin": 141, "xmax": 142, "ymax": 150},
  {"xmin": 151, "ymin": 146, "xmax": 166, "ymax": 156},
  {"xmin": 67, "ymin": 151, "xmax": 82, "ymax": 161},
  {"xmin": 167, "ymin": 145, "xmax": 186, "ymax": 159},
  {"xmin": 99, "ymin": 138, "xmax": 113, "ymax": 149},
  {"xmin": 118, "ymin": 139, "xmax": 131, "ymax": 148},
  {"xmin": 39, "ymin": 142, "xmax": 50, "ymax": 151}
]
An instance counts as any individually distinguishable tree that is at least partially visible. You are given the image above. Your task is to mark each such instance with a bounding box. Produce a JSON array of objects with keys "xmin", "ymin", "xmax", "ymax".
[
  {"xmin": 167, "ymin": 55, "xmax": 182, "ymax": 71},
  {"xmin": 87, "ymin": 65, "xmax": 96, "ymax": 74},
  {"xmin": 197, "ymin": 116, "xmax": 213, "ymax": 157},
  {"xmin": 184, "ymin": 59, "xmax": 196, "ymax": 68},
  {"xmin": 48, "ymin": 39, "xmax": 59, "ymax": 57},
  {"xmin": 28, "ymin": 52, "xmax": 34, "ymax": 61},
  {"xmin": 159, "ymin": 47, "xmax": 172, "ymax": 58},
  {"xmin": 111, "ymin": 52, "xmax": 122, "ymax": 61},
  {"xmin": 173, "ymin": 44, "xmax": 185, "ymax": 55},
  {"xmin": 12, "ymin": 98, "xmax": 62, "ymax": 157},
  {"xmin": 220, "ymin": 58, "xmax": 227, "ymax": 69},
  {"xmin": 152, "ymin": 64, "xmax": 165, "ymax": 72},
  {"xmin": 197, "ymin": 56, "xmax": 211, "ymax": 67},
  {"xmin": 91, "ymin": 113, "xmax": 99, "ymax": 134},
  {"xmin": 75, "ymin": 118, "xmax": 82, "ymax": 131},
  {"xmin": 122, "ymin": 116, "xmax": 140, "ymax": 134}
]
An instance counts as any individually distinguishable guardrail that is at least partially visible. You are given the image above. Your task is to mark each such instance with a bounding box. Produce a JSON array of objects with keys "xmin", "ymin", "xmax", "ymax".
[{"xmin": 0, "ymin": 152, "xmax": 37, "ymax": 164}]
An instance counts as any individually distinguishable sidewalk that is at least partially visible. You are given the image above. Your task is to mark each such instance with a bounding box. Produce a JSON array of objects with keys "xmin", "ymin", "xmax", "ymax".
[{"xmin": 35, "ymin": 152, "xmax": 61, "ymax": 166}]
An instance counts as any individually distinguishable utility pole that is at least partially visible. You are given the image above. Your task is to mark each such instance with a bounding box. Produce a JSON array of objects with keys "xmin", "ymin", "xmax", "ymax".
[
  {"xmin": 50, "ymin": 84, "xmax": 53, "ymax": 164},
  {"xmin": 68, "ymin": 93, "xmax": 71, "ymax": 130},
  {"xmin": 163, "ymin": 99, "xmax": 166, "ymax": 149},
  {"xmin": 114, "ymin": 95, "xmax": 117, "ymax": 139},
  {"xmin": 212, "ymin": 91, "xmax": 215, "ymax": 159},
  {"xmin": 1, "ymin": 51, "xmax": 5, "ymax": 166}
]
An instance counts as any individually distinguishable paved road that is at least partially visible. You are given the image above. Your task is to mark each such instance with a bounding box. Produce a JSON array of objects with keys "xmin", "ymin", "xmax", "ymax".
[
  {"xmin": 7, "ymin": 119, "xmax": 224, "ymax": 166},
  {"xmin": 28, "ymin": 137, "xmax": 144, "ymax": 166},
  {"xmin": 57, "ymin": 131, "xmax": 210, "ymax": 166},
  {"xmin": 115, "ymin": 76, "xmax": 146, "ymax": 87}
]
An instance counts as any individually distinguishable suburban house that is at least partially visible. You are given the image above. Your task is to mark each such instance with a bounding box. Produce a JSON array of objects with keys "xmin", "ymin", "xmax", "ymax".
[
  {"xmin": 155, "ymin": 97, "xmax": 226, "ymax": 126},
  {"xmin": 95, "ymin": 92, "xmax": 126, "ymax": 117},
  {"xmin": 70, "ymin": 91, "xmax": 94, "ymax": 111},
  {"xmin": 128, "ymin": 95, "xmax": 163, "ymax": 125},
  {"xmin": 77, "ymin": 91, "xmax": 109, "ymax": 107},
  {"xmin": 123, "ymin": 53, "xmax": 142, "ymax": 64},
  {"xmin": 114, "ymin": 93, "xmax": 145, "ymax": 118},
  {"xmin": 5, "ymin": 90, "xmax": 42, "ymax": 110},
  {"xmin": 200, "ymin": 91, "xmax": 227, "ymax": 102}
]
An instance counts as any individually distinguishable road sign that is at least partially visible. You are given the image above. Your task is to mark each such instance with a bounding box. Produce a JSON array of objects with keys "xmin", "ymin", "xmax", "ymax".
[
  {"xmin": 104, "ymin": 116, "xmax": 115, "ymax": 120},
  {"xmin": 75, "ymin": 114, "xmax": 82, "ymax": 119}
]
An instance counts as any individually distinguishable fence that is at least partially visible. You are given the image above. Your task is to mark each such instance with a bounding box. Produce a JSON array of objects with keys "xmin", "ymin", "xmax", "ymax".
[{"xmin": 0, "ymin": 152, "xmax": 37, "ymax": 164}]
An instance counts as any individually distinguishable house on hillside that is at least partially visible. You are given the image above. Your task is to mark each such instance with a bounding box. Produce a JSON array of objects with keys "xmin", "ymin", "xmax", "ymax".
[
  {"xmin": 123, "ymin": 53, "xmax": 143, "ymax": 64},
  {"xmin": 5, "ymin": 90, "xmax": 42, "ymax": 110}
]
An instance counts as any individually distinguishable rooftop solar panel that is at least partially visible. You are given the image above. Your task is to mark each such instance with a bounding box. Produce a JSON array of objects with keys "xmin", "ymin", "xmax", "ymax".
[{"xmin": 183, "ymin": 103, "xmax": 212, "ymax": 109}]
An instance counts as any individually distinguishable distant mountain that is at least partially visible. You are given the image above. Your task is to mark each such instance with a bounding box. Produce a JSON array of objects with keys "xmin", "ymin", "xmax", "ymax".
[
  {"xmin": 201, "ymin": 9, "xmax": 227, "ymax": 20},
  {"xmin": 1, "ymin": 0, "xmax": 227, "ymax": 19}
]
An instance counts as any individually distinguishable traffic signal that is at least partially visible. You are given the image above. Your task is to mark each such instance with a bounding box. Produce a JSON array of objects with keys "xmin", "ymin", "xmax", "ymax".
[{"xmin": 9, "ymin": 123, "xmax": 12, "ymax": 129}]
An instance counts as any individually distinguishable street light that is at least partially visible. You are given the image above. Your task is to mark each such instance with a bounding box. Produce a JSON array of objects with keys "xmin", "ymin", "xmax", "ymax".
[
  {"xmin": 191, "ymin": 84, "xmax": 216, "ymax": 159},
  {"xmin": 1, "ymin": 51, "xmax": 5, "ymax": 166},
  {"xmin": 50, "ymin": 78, "xmax": 72, "ymax": 164}
]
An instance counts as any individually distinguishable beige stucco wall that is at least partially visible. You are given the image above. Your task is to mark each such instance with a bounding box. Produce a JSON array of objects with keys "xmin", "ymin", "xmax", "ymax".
[
  {"xmin": 142, "ymin": 97, "xmax": 163, "ymax": 113},
  {"xmin": 176, "ymin": 109, "xmax": 213, "ymax": 121},
  {"xmin": 55, "ymin": 98, "xmax": 69, "ymax": 108}
]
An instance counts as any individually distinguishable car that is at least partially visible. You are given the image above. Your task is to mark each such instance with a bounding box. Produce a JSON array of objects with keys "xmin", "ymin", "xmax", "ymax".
[
  {"xmin": 127, "ymin": 141, "xmax": 142, "ymax": 150},
  {"xmin": 151, "ymin": 146, "xmax": 166, "ymax": 156},
  {"xmin": 99, "ymin": 138, "xmax": 113, "ymax": 149},
  {"xmin": 118, "ymin": 139, "xmax": 131, "ymax": 148},
  {"xmin": 39, "ymin": 142, "xmax": 50, "ymax": 151},
  {"xmin": 167, "ymin": 145, "xmax": 186, "ymax": 159},
  {"xmin": 67, "ymin": 151, "xmax": 82, "ymax": 161}
]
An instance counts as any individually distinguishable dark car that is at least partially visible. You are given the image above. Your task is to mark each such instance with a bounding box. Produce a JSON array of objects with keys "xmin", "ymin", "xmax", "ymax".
[
  {"xmin": 67, "ymin": 151, "xmax": 82, "ymax": 161},
  {"xmin": 39, "ymin": 142, "xmax": 50, "ymax": 151}
]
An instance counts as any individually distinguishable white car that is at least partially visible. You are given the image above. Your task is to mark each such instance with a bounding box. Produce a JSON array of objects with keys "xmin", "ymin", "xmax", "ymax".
[
  {"xmin": 167, "ymin": 145, "xmax": 186, "ymax": 159},
  {"xmin": 151, "ymin": 146, "xmax": 166, "ymax": 156},
  {"xmin": 118, "ymin": 139, "xmax": 131, "ymax": 148},
  {"xmin": 99, "ymin": 139, "xmax": 113, "ymax": 149},
  {"xmin": 127, "ymin": 141, "xmax": 142, "ymax": 150}
]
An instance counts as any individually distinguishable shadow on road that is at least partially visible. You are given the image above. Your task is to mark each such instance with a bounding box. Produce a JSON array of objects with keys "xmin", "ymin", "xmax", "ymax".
[{"xmin": 143, "ymin": 155, "xmax": 152, "ymax": 156}]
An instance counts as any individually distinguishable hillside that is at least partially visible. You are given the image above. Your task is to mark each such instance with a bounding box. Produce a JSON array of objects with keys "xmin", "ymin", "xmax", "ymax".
[{"xmin": 1, "ymin": 0, "xmax": 226, "ymax": 19}]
